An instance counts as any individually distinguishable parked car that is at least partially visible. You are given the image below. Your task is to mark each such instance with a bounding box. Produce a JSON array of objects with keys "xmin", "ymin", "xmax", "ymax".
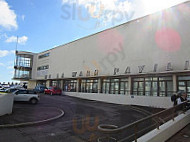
[
  {"xmin": 13, "ymin": 90, "xmax": 40, "ymax": 104},
  {"xmin": 0, "ymin": 88, "xmax": 6, "ymax": 93},
  {"xmin": 5, "ymin": 86, "xmax": 26, "ymax": 93},
  {"xmin": 44, "ymin": 86, "xmax": 62, "ymax": 95},
  {"xmin": 0, "ymin": 87, "xmax": 10, "ymax": 93},
  {"xmin": 33, "ymin": 85, "xmax": 47, "ymax": 93},
  {"xmin": 5, "ymin": 88, "xmax": 26, "ymax": 93}
]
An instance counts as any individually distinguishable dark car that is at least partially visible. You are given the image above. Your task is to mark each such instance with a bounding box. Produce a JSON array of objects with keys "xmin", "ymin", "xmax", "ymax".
[
  {"xmin": 0, "ymin": 88, "xmax": 6, "ymax": 93},
  {"xmin": 33, "ymin": 85, "xmax": 47, "ymax": 93}
]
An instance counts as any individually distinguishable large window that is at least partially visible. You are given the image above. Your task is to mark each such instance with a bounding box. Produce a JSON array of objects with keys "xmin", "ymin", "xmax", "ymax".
[
  {"xmin": 14, "ymin": 70, "xmax": 30, "ymax": 79},
  {"xmin": 102, "ymin": 79, "xmax": 110, "ymax": 94},
  {"xmin": 16, "ymin": 55, "xmax": 32, "ymax": 68},
  {"xmin": 51, "ymin": 80, "xmax": 61, "ymax": 88},
  {"xmin": 120, "ymin": 79, "xmax": 129, "ymax": 95},
  {"xmin": 159, "ymin": 77, "xmax": 173, "ymax": 97},
  {"xmin": 102, "ymin": 78, "xmax": 128, "ymax": 95},
  {"xmin": 133, "ymin": 78, "xmax": 144, "ymax": 96},
  {"xmin": 132, "ymin": 76, "xmax": 173, "ymax": 97},
  {"xmin": 110, "ymin": 79, "xmax": 119, "ymax": 94},
  {"xmin": 178, "ymin": 76, "xmax": 190, "ymax": 97},
  {"xmin": 80, "ymin": 79, "xmax": 98, "ymax": 93},
  {"xmin": 63, "ymin": 80, "xmax": 77, "ymax": 92},
  {"xmin": 14, "ymin": 54, "xmax": 33, "ymax": 79},
  {"xmin": 38, "ymin": 53, "xmax": 50, "ymax": 59},
  {"xmin": 37, "ymin": 65, "xmax": 49, "ymax": 71}
]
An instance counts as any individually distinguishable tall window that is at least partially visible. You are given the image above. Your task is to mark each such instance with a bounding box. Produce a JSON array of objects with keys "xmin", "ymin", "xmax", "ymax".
[
  {"xmin": 14, "ymin": 54, "xmax": 33, "ymax": 79},
  {"xmin": 63, "ymin": 80, "xmax": 77, "ymax": 92},
  {"xmin": 132, "ymin": 76, "xmax": 173, "ymax": 97},
  {"xmin": 102, "ymin": 78, "xmax": 128, "ymax": 95},
  {"xmin": 178, "ymin": 76, "xmax": 190, "ymax": 97},
  {"xmin": 110, "ymin": 79, "xmax": 119, "ymax": 94},
  {"xmin": 102, "ymin": 79, "xmax": 110, "ymax": 94},
  {"xmin": 16, "ymin": 55, "xmax": 32, "ymax": 68},
  {"xmin": 159, "ymin": 77, "xmax": 173, "ymax": 97},
  {"xmin": 80, "ymin": 79, "xmax": 98, "ymax": 93},
  {"xmin": 120, "ymin": 78, "xmax": 129, "ymax": 95},
  {"xmin": 133, "ymin": 78, "xmax": 145, "ymax": 96},
  {"xmin": 145, "ymin": 77, "xmax": 158, "ymax": 96}
]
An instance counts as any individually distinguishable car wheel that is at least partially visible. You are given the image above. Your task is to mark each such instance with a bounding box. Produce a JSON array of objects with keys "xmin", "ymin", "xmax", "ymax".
[
  {"xmin": 30, "ymin": 98, "xmax": 38, "ymax": 104},
  {"xmin": 50, "ymin": 92, "xmax": 53, "ymax": 95}
]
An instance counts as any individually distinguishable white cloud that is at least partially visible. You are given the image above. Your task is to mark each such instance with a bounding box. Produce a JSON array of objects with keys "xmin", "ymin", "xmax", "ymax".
[
  {"xmin": 0, "ymin": 63, "xmax": 5, "ymax": 66},
  {"xmin": 62, "ymin": 0, "xmax": 134, "ymax": 25},
  {"xmin": 21, "ymin": 15, "xmax": 25, "ymax": 21},
  {"xmin": 62, "ymin": 0, "xmax": 189, "ymax": 27},
  {"xmin": 0, "ymin": 0, "xmax": 17, "ymax": 30},
  {"xmin": 9, "ymin": 70, "xmax": 14, "ymax": 75},
  {"xmin": 5, "ymin": 36, "xmax": 28, "ymax": 44},
  {"xmin": 133, "ymin": 0, "xmax": 189, "ymax": 19},
  {"xmin": 0, "ymin": 50, "xmax": 9, "ymax": 57},
  {"xmin": 0, "ymin": 63, "xmax": 13, "ymax": 69},
  {"xmin": 7, "ymin": 66, "xmax": 13, "ymax": 69},
  {"xmin": 0, "ymin": 50, "xmax": 15, "ymax": 57},
  {"xmin": 0, "ymin": 33, "xmax": 7, "ymax": 39}
]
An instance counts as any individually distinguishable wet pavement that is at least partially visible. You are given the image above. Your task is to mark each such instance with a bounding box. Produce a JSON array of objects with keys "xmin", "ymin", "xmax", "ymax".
[{"xmin": 0, "ymin": 94, "xmax": 187, "ymax": 142}]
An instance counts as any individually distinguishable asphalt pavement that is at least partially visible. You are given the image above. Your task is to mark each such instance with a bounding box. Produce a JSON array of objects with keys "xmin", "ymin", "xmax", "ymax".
[{"xmin": 0, "ymin": 94, "xmax": 174, "ymax": 142}]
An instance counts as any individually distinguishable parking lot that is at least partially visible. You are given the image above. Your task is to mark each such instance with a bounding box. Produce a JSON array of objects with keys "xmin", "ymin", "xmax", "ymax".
[{"xmin": 0, "ymin": 94, "xmax": 162, "ymax": 142}]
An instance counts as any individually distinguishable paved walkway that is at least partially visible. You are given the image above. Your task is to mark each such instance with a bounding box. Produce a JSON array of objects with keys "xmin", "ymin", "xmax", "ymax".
[
  {"xmin": 0, "ymin": 94, "xmax": 162, "ymax": 142},
  {"xmin": 167, "ymin": 124, "xmax": 190, "ymax": 142},
  {"xmin": 0, "ymin": 106, "xmax": 63, "ymax": 127},
  {"xmin": 1, "ymin": 94, "xmax": 188, "ymax": 142}
]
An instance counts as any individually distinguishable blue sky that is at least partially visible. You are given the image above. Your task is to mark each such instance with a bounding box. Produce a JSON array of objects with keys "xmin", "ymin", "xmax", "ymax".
[{"xmin": 0, "ymin": 0, "xmax": 188, "ymax": 83}]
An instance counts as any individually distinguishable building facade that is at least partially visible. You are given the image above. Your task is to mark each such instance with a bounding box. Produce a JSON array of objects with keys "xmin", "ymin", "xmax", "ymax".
[{"xmin": 14, "ymin": 2, "xmax": 190, "ymax": 108}]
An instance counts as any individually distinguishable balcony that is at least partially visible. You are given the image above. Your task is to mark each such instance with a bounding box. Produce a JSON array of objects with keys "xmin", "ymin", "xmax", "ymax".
[
  {"xmin": 14, "ymin": 65, "xmax": 32, "ymax": 71},
  {"xmin": 13, "ymin": 51, "xmax": 34, "ymax": 81},
  {"xmin": 13, "ymin": 73, "xmax": 31, "ymax": 80}
]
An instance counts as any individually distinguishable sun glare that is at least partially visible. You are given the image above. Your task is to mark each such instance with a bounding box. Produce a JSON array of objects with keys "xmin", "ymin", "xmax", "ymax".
[{"xmin": 142, "ymin": 0, "xmax": 175, "ymax": 14}]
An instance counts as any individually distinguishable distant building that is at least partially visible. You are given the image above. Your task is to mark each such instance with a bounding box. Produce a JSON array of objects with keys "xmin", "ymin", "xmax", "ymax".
[{"xmin": 13, "ymin": 1, "xmax": 190, "ymax": 108}]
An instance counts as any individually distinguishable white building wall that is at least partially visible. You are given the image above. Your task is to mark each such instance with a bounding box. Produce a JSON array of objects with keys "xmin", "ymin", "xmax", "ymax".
[
  {"xmin": 65, "ymin": 92, "xmax": 173, "ymax": 108},
  {"xmin": 0, "ymin": 94, "xmax": 14, "ymax": 116},
  {"xmin": 33, "ymin": 2, "xmax": 190, "ymax": 79},
  {"xmin": 35, "ymin": 52, "xmax": 50, "ymax": 80}
]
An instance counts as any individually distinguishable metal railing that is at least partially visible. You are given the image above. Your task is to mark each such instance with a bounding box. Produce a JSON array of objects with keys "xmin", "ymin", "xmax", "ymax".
[{"xmin": 98, "ymin": 102, "xmax": 189, "ymax": 142}]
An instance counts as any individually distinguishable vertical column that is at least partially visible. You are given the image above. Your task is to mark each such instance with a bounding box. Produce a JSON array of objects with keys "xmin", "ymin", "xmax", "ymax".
[
  {"xmin": 76, "ymin": 79, "xmax": 80, "ymax": 92},
  {"xmin": 98, "ymin": 78, "xmax": 102, "ymax": 93},
  {"xmin": 60, "ymin": 80, "xmax": 64, "ymax": 90},
  {"xmin": 173, "ymin": 75, "xmax": 177, "ymax": 93},
  {"xmin": 28, "ymin": 81, "xmax": 36, "ymax": 89},
  {"xmin": 128, "ymin": 77, "xmax": 132, "ymax": 95},
  {"xmin": 46, "ymin": 80, "xmax": 51, "ymax": 88}
]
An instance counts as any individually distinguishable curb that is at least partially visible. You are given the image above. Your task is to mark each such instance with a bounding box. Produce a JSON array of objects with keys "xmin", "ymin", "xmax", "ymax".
[{"xmin": 0, "ymin": 107, "xmax": 65, "ymax": 128}]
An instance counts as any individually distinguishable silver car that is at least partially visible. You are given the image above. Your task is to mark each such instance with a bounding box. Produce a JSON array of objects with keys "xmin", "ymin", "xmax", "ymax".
[{"xmin": 13, "ymin": 90, "xmax": 40, "ymax": 104}]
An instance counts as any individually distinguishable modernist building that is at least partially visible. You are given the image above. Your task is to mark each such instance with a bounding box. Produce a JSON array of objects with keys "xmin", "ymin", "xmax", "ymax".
[{"xmin": 14, "ymin": 2, "xmax": 190, "ymax": 108}]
